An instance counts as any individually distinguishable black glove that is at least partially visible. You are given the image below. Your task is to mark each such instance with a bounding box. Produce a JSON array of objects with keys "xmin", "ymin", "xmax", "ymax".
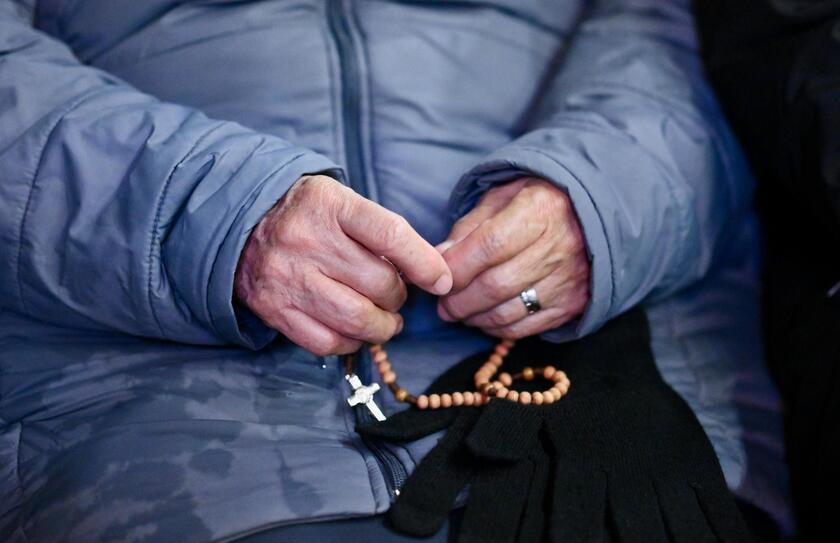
[
  {"xmin": 356, "ymin": 348, "xmax": 542, "ymax": 542},
  {"xmin": 359, "ymin": 310, "xmax": 754, "ymax": 543}
]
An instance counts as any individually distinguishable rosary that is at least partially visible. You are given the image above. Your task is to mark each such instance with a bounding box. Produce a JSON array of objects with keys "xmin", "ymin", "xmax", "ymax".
[{"xmin": 345, "ymin": 338, "xmax": 571, "ymax": 421}]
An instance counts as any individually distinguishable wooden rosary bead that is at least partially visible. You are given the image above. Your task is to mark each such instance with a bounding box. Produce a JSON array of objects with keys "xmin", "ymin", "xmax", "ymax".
[
  {"xmin": 367, "ymin": 334, "xmax": 570, "ymax": 410},
  {"xmin": 554, "ymin": 382, "xmax": 569, "ymax": 395}
]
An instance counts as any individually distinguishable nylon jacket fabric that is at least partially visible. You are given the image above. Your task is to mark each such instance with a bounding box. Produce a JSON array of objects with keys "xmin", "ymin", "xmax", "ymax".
[{"xmin": 0, "ymin": 0, "xmax": 790, "ymax": 541}]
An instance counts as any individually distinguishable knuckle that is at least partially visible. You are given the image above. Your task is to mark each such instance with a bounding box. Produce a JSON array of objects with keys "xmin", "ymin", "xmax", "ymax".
[
  {"xmin": 341, "ymin": 339, "xmax": 364, "ymax": 355},
  {"xmin": 478, "ymin": 270, "xmax": 507, "ymax": 293},
  {"xmin": 369, "ymin": 266, "xmax": 406, "ymax": 308},
  {"xmin": 477, "ymin": 228, "xmax": 505, "ymax": 260},
  {"xmin": 310, "ymin": 333, "xmax": 344, "ymax": 357},
  {"xmin": 450, "ymin": 216, "xmax": 476, "ymax": 239},
  {"xmin": 300, "ymin": 174, "xmax": 333, "ymax": 196},
  {"xmin": 306, "ymin": 337, "xmax": 334, "ymax": 357},
  {"xmin": 331, "ymin": 337, "xmax": 362, "ymax": 355},
  {"xmin": 342, "ymin": 300, "xmax": 372, "ymax": 334},
  {"xmin": 530, "ymin": 183, "xmax": 565, "ymax": 212},
  {"xmin": 557, "ymin": 226, "xmax": 585, "ymax": 255},
  {"xmin": 489, "ymin": 308, "xmax": 515, "ymax": 327},
  {"xmin": 369, "ymin": 318, "xmax": 398, "ymax": 344},
  {"xmin": 346, "ymin": 297, "xmax": 369, "ymax": 321},
  {"xmin": 504, "ymin": 326, "xmax": 528, "ymax": 340},
  {"xmin": 380, "ymin": 215, "xmax": 410, "ymax": 252},
  {"xmin": 379, "ymin": 280, "xmax": 408, "ymax": 312},
  {"xmin": 391, "ymin": 279, "xmax": 409, "ymax": 308},
  {"xmin": 441, "ymin": 298, "xmax": 465, "ymax": 321},
  {"xmin": 482, "ymin": 326, "xmax": 506, "ymax": 339}
]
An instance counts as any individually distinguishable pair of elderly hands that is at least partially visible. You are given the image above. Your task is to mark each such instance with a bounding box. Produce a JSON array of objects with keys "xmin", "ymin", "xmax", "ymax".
[{"xmin": 235, "ymin": 175, "xmax": 590, "ymax": 356}]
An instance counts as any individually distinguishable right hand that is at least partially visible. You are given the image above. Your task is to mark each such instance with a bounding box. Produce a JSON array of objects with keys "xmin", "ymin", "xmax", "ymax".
[{"xmin": 235, "ymin": 175, "xmax": 453, "ymax": 356}]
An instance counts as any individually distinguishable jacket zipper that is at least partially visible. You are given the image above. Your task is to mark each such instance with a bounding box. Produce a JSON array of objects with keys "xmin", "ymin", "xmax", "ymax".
[
  {"xmin": 353, "ymin": 348, "xmax": 408, "ymax": 496},
  {"xmin": 327, "ymin": 0, "xmax": 407, "ymax": 499}
]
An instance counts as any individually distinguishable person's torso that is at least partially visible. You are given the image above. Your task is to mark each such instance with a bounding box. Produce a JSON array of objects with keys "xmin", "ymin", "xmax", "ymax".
[
  {"xmin": 35, "ymin": 0, "xmax": 586, "ymax": 334},
  {"xmin": 0, "ymin": 2, "xmax": 791, "ymax": 540}
]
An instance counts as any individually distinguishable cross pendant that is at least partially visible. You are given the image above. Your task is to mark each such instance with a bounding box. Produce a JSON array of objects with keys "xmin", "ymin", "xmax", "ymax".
[{"xmin": 345, "ymin": 374, "xmax": 387, "ymax": 421}]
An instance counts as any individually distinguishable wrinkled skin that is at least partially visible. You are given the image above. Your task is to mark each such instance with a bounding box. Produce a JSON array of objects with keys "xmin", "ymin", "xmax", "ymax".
[
  {"xmin": 235, "ymin": 175, "xmax": 452, "ymax": 355},
  {"xmin": 237, "ymin": 175, "xmax": 589, "ymax": 354},
  {"xmin": 437, "ymin": 177, "xmax": 591, "ymax": 338}
]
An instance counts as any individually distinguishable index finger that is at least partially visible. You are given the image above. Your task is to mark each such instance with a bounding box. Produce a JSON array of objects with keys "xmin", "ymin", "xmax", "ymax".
[
  {"xmin": 338, "ymin": 196, "xmax": 453, "ymax": 295},
  {"xmin": 442, "ymin": 194, "xmax": 545, "ymax": 291}
]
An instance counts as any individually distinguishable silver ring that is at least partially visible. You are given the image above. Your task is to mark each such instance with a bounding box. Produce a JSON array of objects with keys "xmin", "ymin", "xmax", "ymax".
[{"xmin": 519, "ymin": 288, "xmax": 541, "ymax": 314}]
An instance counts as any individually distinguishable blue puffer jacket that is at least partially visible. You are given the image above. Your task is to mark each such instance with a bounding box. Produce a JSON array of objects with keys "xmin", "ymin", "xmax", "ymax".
[{"xmin": 0, "ymin": 0, "xmax": 791, "ymax": 541}]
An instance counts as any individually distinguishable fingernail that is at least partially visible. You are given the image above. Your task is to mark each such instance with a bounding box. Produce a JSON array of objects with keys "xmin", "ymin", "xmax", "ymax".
[
  {"xmin": 396, "ymin": 315, "xmax": 404, "ymax": 334},
  {"xmin": 432, "ymin": 273, "xmax": 453, "ymax": 295},
  {"xmin": 435, "ymin": 240, "xmax": 454, "ymax": 254},
  {"xmin": 437, "ymin": 302, "xmax": 454, "ymax": 322}
]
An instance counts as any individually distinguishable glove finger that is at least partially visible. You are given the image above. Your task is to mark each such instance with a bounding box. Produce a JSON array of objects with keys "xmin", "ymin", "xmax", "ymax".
[
  {"xmin": 516, "ymin": 446, "xmax": 550, "ymax": 543},
  {"xmin": 458, "ymin": 460, "xmax": 535, "ymax": 543},
  {"xmin": 692, "ymin": 480, "xmax": 754, "ymax": 543},
  {"xmin": 607, "ymin": 473, "xmax": 669, "ymax": 543},
  {"xmin": 356, "ymin": 405, "xmax": 462, "ymax": 441},
  {"xmin": 549, "ymin": 469, "xmax": 607, "ymax": 543},
  {"xmin": 654, "ymin": 479, "xmax": 717, "ymax": 543},
  {"xmin": 388, "ymin": 410, "xmax": 479, "ymax": 537}
]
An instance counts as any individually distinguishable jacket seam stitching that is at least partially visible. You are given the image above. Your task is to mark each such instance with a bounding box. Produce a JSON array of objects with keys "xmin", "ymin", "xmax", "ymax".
[
  {"xmin": 11, "ymin": 422, "xmax": 29, "ymax": 543},
  {"xmin": 13, "ymin": 87, "xmax": 113, "ymax": 316},
  {"xmin": 146, "ymin": 123, "xmax": 224, "ymax": 338}
]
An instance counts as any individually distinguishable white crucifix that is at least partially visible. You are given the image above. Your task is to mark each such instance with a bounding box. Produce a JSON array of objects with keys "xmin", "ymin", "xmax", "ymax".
[{"xmin": 346, "ymin": 374, "xmax": 387, "ymax": 421}]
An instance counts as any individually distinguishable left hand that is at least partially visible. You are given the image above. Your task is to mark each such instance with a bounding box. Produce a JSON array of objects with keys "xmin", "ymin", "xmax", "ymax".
[{"xmin": 437, "ymin": 177, "xmax": 590, "ymax": 338}]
